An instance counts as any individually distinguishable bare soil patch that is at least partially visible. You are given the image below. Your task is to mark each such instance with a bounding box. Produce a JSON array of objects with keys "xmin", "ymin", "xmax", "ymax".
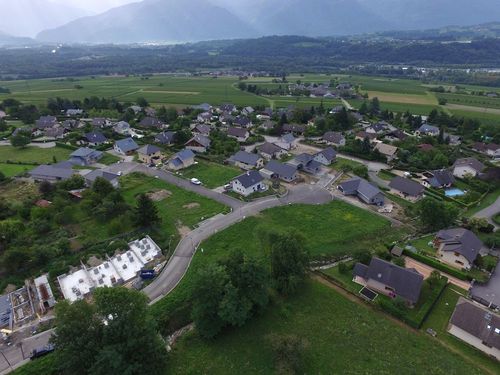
[
  {"xmin": 176, "ymin": 221, "xmax": 191, "ymax": 237},
  {"xmin": 183, "ymin": 202, "xmax": 200, "ymax": 209},
  {"xmin": 147, "ymin": 189, "xmax": 172, "ymax": 201}
]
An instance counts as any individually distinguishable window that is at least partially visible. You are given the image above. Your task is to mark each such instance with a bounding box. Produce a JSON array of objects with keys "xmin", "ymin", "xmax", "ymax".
[{"xmin": 455, "ymin": 260, "xmax": 464, "ymax": 265}]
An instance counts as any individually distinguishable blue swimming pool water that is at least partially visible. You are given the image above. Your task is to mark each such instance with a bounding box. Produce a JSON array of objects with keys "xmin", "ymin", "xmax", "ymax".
[{"xmin": 445, "ymin": 188, "xmax": 465, "ymax": 197}]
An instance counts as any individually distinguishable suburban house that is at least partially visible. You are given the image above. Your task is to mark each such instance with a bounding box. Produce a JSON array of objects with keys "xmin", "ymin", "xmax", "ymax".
[
  {"xmin": 260, "ymin": 120, "xmax": 276, "ymax": 131},
  {"xmin": 69, "ymin": 147, "xmax": 103, "ymax": 166},
  {"xmin": 137, "ymin": 144, "xmax": 163, "ymax": 165},
  {"xmin": 219, "ymin": 103, "xmax": 236, "ymax": 113},
  {"xmin": 283, "ymin": 123, "xmax": 306, "ymax": 136},
  {"xmin": 416, "ymin": 124, "xmax": 440, "ymax": 137},
  {"xmin": 260, "ymin": 160, "xmax": 298, "ymax": 182},
  {"xmin": 444, "ymin": 133, "xmax": 462, "ymax": 146},
  {"xmin": 338, "ymin": 178, "xmax": 385, "ymax": 206},
  {"xmin": 66, "ymin": 109, "xmax": 83, "ymax": 117},
  {"xmin": 258, "ymin": 142, "xmax": 287, "ymax": 160},
  {"xmin": 185, "ymin": 135, "xmax": 211, "ymax": 153},
  {"xmin": 155, "ymin": 131, "xmax": 176, "ymax": 145},
  {"xmin": 276, "ymin": 133, "xmax": 296, "ymax": 150},
  {"xmin": 322, "ymin": 131, "xmax": 346, "ymax": 147},
  {"xmin": 44, "ymin": 126, "xmax": 66, "ymax": 139},
  {"xmin": 366, "ymin": 122, "xmax": 389, "ymax": 135},
  {"xmin": 35, "ymin": 116, "xmax": 58, "ymax": 130},
  {"xmin": 422, "ymin": 169, "xmax": 455, "ymax": 189},
  {"xmin": 473, "ymin": 142, "xmax": 500, "ymax": 160},
  {"xmin": 242, "ymin": 106, "xmax": 255, "ymax": 116},
  {"xmin": 228, "ymin": 151, "xmax": 264, "ymax": 170},
  {"xmin": 29, "ymin": 163, "xmax": 75, "ymax": 183},
  {"xmin": 353, "ymin": 257, "xmax": 424, "ymax": 306},
  {"xmin": 233, "ymin": 116, "xmax": 253, "ymax": 128},
  {"xmin": 167, "ymin": 149, "xmax": 196, "ymax": 171},
  {"xmin": 197, "ymin": 111, "xmax": 212, "ymax": 123},
  {"xmin": 287, "ymin": 154, "xmax": 322, "ymax": 175},
  {"xmin": 434, "ymin": 228, "xmax": 482, "ymax": 270},
  {"xmin": 448, "ymin": 298, "xmax": 500, "ymax": 360},
  {"xmin": 114, "ymin": 138, "xmax": 140, "ymax": 155},
  {"xmin": 85, "ymin": 131, "xmax": 107, "ymax": 147},
  {"xmin": 192, "ymin": 124, "xmax": 212, "ymax": 136},
  {"xmin": 232, "ymin": 170, "xmax": 266, "ymax": 197},
  {"xmin": 113, "ymin": 121, "xmax": 131, "ymax": 135},
  {"xmin": 384, "ymin": 129, "xmax": 408, "ymax": 143},
  {"xmin": 374, "ymin": 143, "xmax": 398, "ymax": 162},
  {"xmin": 355, "ymin": 131, "xmax": 378, "ymax": 143},
  {"xmin": 314, "ymin": 147, "xmax": 337, "ymax": 165},
  {"xmin": 84, "ymin": 170, "xmax": 120, "ymax": 188},
  {"xmin": 139, "ymin": 117, "xmax": 163, "ymax": 128},
  {"xmin": 452, "ymin": 158, "xmax": 485, "ymax": 178},
  {"xmin": 227, "ymin": 127, "xmax": 250, "ymax": 142},
  {"xmin": 389, "ymin": 176, "xmax": 425, "ymax": 202}
]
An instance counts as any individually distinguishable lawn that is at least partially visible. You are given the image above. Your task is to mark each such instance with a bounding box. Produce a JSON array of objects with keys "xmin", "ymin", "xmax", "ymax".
[
  {"xmin": 378, "ymin": 169, "xmax": 397, "ymax": 181},
  {"xmin": 0, "ymin": 162, "xmax": 35, "ymax": 177},
  {"xmin": 466, "ymin": 187, "xmax": 500, "ymax": 216},
  {"xmin": 177, "ymin": 160, "xmax": 241, "ymax": 189},
  {"xmin": 120, "ymin": 173, "xmax": 229, "ymax": 237},
  {"xmin": 0, "ymin": 145, "xmax": 72, "ymax": 164},
  {"xmin": 409, "ymin": 234, "xmax": 437, "ymax": 256},
  {"xmin": 166, "ymin": 280, "xmax": 486, "ymax": 375},
  {"xmin": 99, "ymin": 152, "xmax": 121, "ymax": 165},
  {"xmin": 422, "ymin": 285, "xmax": 500, "ymax": 375},
  {"xmin": 332, "ymin": 157, "xmax": 365, "ymax": 171},
  {"xmin": 150, "ymin": 200, "xmax": 400, "ymax": 323}
]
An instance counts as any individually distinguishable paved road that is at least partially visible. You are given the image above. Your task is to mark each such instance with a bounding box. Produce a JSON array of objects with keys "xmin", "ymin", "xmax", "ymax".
[
  {"xmin": 145, "ymin": 183, "xmax": 332, "ymax": 302},
  {"xmin": 0, "ymin": 330, "xmax": 52, "ymax": 375},
  {"xmin": 368, "ymin": 171, "xmax": 389, "ymax": 189},
  {"xmin": 473, "ymin": 195, "xmax": 500, "ymax": 230}
]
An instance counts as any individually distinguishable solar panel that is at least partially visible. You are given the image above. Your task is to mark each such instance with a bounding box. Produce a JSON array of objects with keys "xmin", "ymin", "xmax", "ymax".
[{"xmin": 359, "ymin": 287, "xmax": 378, "ymax": 301}]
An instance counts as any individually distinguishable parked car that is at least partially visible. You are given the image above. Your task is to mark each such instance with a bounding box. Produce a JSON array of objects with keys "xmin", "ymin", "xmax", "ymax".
[
  {"xmin": 190, "ymin": 178, "xmax": 202, "ymax": 185},
  {"xmin": 30, "ymin": 344, "xmax": 55, "ymax": 360}
]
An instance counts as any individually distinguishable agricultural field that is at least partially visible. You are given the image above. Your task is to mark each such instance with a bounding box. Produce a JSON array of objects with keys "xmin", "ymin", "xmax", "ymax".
[
  {"xmin": 166, "ymin": 280, "xmax": 487, "ymax": 375},
  {"xmin": 0, "ymin": 145, "xmax": 72, "ymax": 164},
  {"xmin": 150, "ymin": 200, "xmax": 401, "ymax": 319},
  {"xmin": 437, "ymin": 93, "xmax": 500, "ymax": 109}
]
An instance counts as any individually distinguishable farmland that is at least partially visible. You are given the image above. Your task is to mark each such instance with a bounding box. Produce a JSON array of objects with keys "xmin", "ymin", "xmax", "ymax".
[
  {"xmin": 0, "ymin": 145, "xmax": 72, "ymax": 164},
  {"xmin": 166, "ymin": 280, "xmax": 487, "ymax": 375}
]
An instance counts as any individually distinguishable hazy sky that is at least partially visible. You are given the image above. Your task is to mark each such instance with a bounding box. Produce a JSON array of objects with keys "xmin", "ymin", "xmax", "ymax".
[{"xmin": 54, "ymin": 0, "xmax": 138, "ymax": 13}]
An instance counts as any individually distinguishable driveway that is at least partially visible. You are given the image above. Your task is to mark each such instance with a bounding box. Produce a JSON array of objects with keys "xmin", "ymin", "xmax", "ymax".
[
  {"xmin": 404, "ymin": 257, "xmax": 471, "ymax": 290},
  {"xmin": 368, "ymin": 171, "xmax": 389, "ymax": 189},
  {"xmin": 473, "ymin": 195, "xmax": 500, "ymax": 230}
]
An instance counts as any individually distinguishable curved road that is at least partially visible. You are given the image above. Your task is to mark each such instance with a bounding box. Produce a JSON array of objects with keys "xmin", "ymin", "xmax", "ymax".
[{"xmin": 473, "ymin": 195, "xmax": 500, "ymax": 231}]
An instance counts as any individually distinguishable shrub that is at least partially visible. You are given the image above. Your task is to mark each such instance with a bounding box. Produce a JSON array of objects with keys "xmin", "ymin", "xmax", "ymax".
[{"xmin": 403, "ymin": 249, "xmax": 471, "ymax": 281}]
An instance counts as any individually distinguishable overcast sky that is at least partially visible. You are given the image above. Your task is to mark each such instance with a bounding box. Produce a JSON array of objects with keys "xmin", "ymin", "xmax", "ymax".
[{"xmin": 54, "ymin": 0, "xmax": 138, "ymax": 13}]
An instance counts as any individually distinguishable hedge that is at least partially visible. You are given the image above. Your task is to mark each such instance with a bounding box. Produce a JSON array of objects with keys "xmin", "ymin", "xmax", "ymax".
[{"xmin": 403, "ymin": 249, "xmax": 472, "ymax": 281}]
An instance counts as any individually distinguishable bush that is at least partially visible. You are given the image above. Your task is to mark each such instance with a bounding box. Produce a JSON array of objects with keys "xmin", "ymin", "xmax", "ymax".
[{"xmin": 267, "ymin": 333, "xmax": 309, "ymax": 375}]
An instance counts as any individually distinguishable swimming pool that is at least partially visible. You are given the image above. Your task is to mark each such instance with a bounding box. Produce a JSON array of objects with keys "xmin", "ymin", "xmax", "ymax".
[{"xmin": 445, "ymin": 188, "xmax": 465, "ymax": 197}]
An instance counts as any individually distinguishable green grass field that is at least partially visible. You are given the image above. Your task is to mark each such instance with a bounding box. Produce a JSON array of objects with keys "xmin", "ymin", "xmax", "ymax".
[
  {"xmin": 438, "ymin": 93, "xmax": 500, "ymax": 109},
  {"xmin": 0, "ymin": 162, "xmax": 35, "ymax": 177},
  {"xmin": 0, "ymin": 145, "xmax": 72, "ymax": 164},
  {"xmin": 177, "ymin": 160, "xmax": 241, "ymax": 189},
  {"xmin": 150, "ymin": 200, "xmax": 399, "ymax": 320},
  {"xmin": 167, "ymin": 280, "xmax": 486, "ymax": 375},
  {"xmin": 120, "ymin": 173, "xmax": 228, "ymax": 236}
]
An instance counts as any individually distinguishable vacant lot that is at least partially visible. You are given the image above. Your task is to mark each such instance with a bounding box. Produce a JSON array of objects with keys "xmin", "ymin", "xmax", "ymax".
[
  {"xmin": 0, "ymin": 145, "xmax": 72, "ymax": 164},
  {"xmin": 120, "ymin": 173, "xmax": 228, "ymax": 237},
  {"xmin": 0, "ymin": 163, "xmax": 35, "ymax": 177},
  {"xmin": 167, "ymin": 280, "xmax": 486, "ymax": 374},
  {"xmin": 178, "ymin": 160, "xmax": 241, "ymax": 189},
  {"xmin": 151, "ymin": 200, "xmax": 399, "ymax": 319}
]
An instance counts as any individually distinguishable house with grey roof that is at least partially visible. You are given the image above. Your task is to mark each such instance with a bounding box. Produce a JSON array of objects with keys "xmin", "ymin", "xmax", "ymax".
[
  {"xmin": 232, "ymin": 170, "xmax": 266, "ymax": 197},
  {"xmin": 44, "ymin": 126, "xmax": 66, "ymax": 139},
  {"xmin": 353, "ymin": 257, "xmax": 424, "ymax": 306},
  {"xmin": 137, "ymin": 144, "xmax": 163, "ymax": 165},
  {"xmin": 114, "ymin": 138, "xmax": 140, "ymax": 155},
  {"xmin": 276, "ymin": 133, "xmax": 296, "ymax": 150},
  {"xmin": 286, "ymin": 153, "xmax": 322, "ymax": 175},
  {"xmin": 258, "ymin": 142, "xmax": 287, "ymax": 160},
  {"xmin": 422, "ymin": 169, "xmax": 455, "ymax": 189},
  {"xmin": 167, "ymin": 149, "xmax": 195, "ymax": 171},
  {"xmin": 85, "ymin": 131, "xmax": 107, "ymax": 146},
  {"xmin": 233, "ymin": 116, "xmax": 252, "ymax": 128},
  {"xmin": 453, "ymin": 157, "xmax": 485, "ymax": 178},
  {"xmin": 69, "ymin": 147, "xmax": 103, "ymax": 166},
  {"xmin": 374, "ymin": 143, "xmax": 398, "ymax": 162},
  {"xmin": 155, "ymin": 131, "xmax": 176, "ymax": 146},
  {"xmin": 314, "ymin": 147, "xmax": 336, "ymax": 165},
  {"xmin": 29, "ymin": 163, "xmax": 75, "ymax": 183},
  {"xmin": 185, "ymin": 135, "xmax": 211, "ymax": 153},
  {"xmin": 227, "ymin": 127, "xmax": 250, "ymax": 142},
  {"xmin": 139, "ymin": 117, "xmax": 163, "ymax": 128},
  {"xmin": 113, "ymin": 121, "xmax": 131, "ymax": 135},
  {"xmin": 84, "ymin": 170, "xmax": 120, "ymax": 188},
  {"xmin": 416, "ymin": 124, "xmax": 440, "ymax": 137},
  {"xmin": 322, "ymin": 131, "xmax": 345, "ymax": 147},
  {"xmin": 434, "ymin": 228, "xmax": 482, "ymax": 270},
  {"xmin": 260, "ymin": 160, "xmax": 298, "ymax": 182},
  {"xmin": 338, "ymin": 178, "xmax": 385, "ymax": 206},
  {"xmin": 473, "ymin": 142, "xmax": 500, "ymax": 160},
  {"xmin": 389, "ymin": 176, "xmax": 425, "ymax": 202},
  {"xmin": 228, "ymin": 151, "xmax": 264, "ymax": 170},
  {"xmin": 282, "ymin": 123, "xmax": 306, "ymax": 135},
  {"xmin": 192, "ymin": 124, "xmax": 212, "ymax": 136},
  {"xmin": 448, "ymin": 298, "xmax": 500, "ymax": 360},
  {"xmin": 35, "ymin": 116, "xmax": 57, "ymax": 130}
]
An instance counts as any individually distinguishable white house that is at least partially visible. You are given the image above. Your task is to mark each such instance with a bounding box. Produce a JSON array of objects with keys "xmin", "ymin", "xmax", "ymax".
[
  {"xmin": 232, "ymin": 170, "xmax": 266, "ymax": 197},
  {"xmin": 452, "ymin": 158, "xmax": 485, "ymax": 179}
]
